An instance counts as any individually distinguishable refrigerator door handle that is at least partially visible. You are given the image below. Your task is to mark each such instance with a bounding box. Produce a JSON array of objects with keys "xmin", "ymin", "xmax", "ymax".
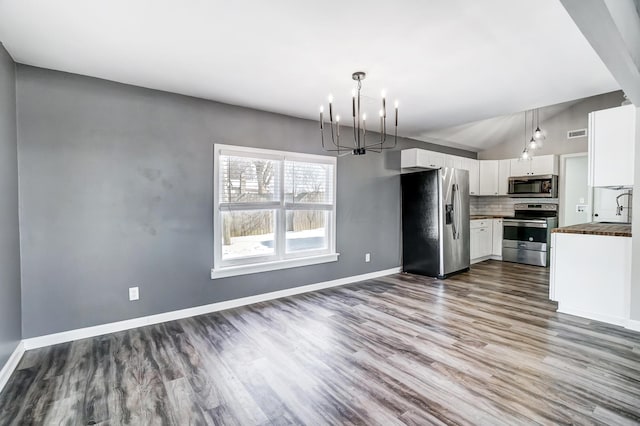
[{"xmin": 452, "ymin": 183, "xmax": 460, "ymax": 240}]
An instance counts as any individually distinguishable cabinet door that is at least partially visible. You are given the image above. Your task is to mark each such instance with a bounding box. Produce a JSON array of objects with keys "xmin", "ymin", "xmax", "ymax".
[
  {"xmin": 498, "ymin": 160, "xmax": 511, "ymax": 195},
  {"xmin": 463, "ymin": 158, "xmax": 480, "ymax": 196},
  {"xmin": 470, "ymin": 228, "xmax": 480, "ymax": 260},
  {"xmin": 509, "ymin": 158, "xmax": 531, "ymax": 177},
  {"xmin": 445, "ymin": 154, "xmax": 463, "ymax": 169},
  {"xmin": 479, "ymin": 160, "xmax": 499, "ymax": 195},
  {"xmin": 478, "ymin": 224, "xmax": 493, "ymax": 257},
  {"xmin": 425, "ymin": 151, "xmax": 445, "ymax": 169},
  {"xmin": 589, "ymin": 105, "xmax": 635, "ymax": 187},
  {"xmin": 492, "ymin": 219, "xmax": 503, "ymax": 257},
  {"xmin": 530, "ymin": 155, "xmax": 558, "ymax": 175}
]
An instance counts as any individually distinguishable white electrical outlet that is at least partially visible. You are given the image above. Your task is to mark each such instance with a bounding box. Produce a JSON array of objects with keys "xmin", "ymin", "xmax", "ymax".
[
  {"xmin": 365, "ymin": 253, "xmax": 371, "ymax": 263},
  {"xmin": 129, "ymin": 286, "xmax": 139, "ymax": 301}
]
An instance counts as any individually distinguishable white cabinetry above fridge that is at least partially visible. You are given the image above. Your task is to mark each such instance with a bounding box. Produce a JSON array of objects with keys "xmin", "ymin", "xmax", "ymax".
[{"xmin": 401, "ymin": 148, "xmax": 553, "ymax": 197}]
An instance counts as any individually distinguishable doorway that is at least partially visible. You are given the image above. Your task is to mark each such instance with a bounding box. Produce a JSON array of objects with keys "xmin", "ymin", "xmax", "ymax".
[{"xmin": 559, "ymin": 153, "xmax": 589, "ymax": 227}]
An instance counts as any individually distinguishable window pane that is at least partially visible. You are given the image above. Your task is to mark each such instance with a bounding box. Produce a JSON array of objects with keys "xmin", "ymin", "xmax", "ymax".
[
  {"xmin": 221, "ymin": 210, "xmax": 275, "ymax": 260},
  {"xmin": 286, "ymin": 210, "xmax": 328, "ymax": 252},
  {"xmin": 285, "ymin": 161, "xmax": 334, "ymax": 204},
  {"xmin": 220, "ymin": 155, "xmax": 280, "ymax": 203}
]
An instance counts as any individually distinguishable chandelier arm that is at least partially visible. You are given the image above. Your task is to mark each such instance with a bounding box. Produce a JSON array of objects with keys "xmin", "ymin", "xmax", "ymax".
[
  {"xmin": 362, "ymin": 126, "xmax": 398, "ymax": 150},
  {"xmin": 328, "ymin": 121, "xmax": 343, "ymax": 149},
  {"xmin": 352, "ymin": 116, "xmax": 358, "ymax": 148},
  {"xmin": 321, "ymin": 127, "xmax": 350, "ymax": 153}
]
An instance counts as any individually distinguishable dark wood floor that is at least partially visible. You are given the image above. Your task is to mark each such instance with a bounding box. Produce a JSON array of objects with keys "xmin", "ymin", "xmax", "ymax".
[{"xmin": 1, "ymin": 261, "xmax": 640, "ymax": 425}]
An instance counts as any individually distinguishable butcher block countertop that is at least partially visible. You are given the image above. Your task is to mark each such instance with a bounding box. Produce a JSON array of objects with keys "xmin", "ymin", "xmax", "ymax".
[{"xmin": 552, "ymin": 222, "xmax": 632, "ymax": 237}]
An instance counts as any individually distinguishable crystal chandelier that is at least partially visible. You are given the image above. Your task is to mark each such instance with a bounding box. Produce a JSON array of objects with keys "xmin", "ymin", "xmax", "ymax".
[{"xmin": 319, "ymin": 72, "xmax": 398, "ymax": 155}]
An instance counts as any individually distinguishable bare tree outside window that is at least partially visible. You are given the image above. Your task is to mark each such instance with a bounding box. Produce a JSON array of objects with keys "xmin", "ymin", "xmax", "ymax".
[{"xmin": 217, "ymin": 151, "xmax": 334, "ymax": 263}]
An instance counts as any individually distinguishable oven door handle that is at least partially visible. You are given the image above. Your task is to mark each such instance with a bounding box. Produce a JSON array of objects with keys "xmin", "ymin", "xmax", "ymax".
[{"xmin": 503, "ymin": 220, "xmax": 548, "ymax": 228}]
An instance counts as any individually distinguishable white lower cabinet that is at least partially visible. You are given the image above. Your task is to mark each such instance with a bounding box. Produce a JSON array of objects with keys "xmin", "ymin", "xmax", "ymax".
[
  {"xmin": 492, "ymin": 218, "xmax": 503, "ymax": 257},
  {"xmin": 551, "ymin": 232, "xmax": 631, "ymax": 326},
  {"xmin": 471, "ymin": 218, "xmax": 502, "ymax": 263},
  {"xmin": 470, "ymin": 220, "xmax": 493, "ymax": 261}
]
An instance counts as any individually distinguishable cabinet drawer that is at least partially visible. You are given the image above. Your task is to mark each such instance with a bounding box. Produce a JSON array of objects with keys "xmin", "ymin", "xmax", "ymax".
[{"xmin": 470, "ymin": 220, "xmax": 490, "ymax": 229}]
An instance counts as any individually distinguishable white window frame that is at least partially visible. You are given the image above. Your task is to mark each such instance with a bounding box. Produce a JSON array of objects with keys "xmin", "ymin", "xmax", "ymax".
[{"xmin": 211, "ymin": 144, "xmax": 338, "ymax": 279}]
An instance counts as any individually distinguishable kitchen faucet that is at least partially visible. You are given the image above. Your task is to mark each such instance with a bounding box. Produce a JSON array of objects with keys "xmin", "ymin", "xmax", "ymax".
[{"xmin": 615, "ymin": 191, "xmax": 632, "ymax": 216}]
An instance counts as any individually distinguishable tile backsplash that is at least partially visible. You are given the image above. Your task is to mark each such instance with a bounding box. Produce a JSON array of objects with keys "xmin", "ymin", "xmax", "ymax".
[{"xmin": 470, "ymin": 196, "xmax": 559, "ymax": 216}]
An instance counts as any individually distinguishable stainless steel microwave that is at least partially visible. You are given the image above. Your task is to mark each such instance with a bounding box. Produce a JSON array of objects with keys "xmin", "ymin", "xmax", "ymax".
[{"xmin": 508, "ymin": 175, "xmax": 558, "ymax": 198}]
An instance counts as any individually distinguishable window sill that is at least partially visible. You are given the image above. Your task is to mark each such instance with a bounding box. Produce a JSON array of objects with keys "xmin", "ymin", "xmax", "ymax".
[{"xmin": 211, "ymin": 253, "xmax": 340, "ymax": 279}]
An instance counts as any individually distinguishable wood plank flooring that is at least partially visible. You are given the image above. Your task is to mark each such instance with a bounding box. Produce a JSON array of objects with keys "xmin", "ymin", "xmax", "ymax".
[{"xmin": 1, "ymin": 260, "xmax": 640, "ymax": 425}]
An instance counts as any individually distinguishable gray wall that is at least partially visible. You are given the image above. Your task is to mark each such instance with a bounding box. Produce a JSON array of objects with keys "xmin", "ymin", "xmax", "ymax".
[
  {"xmin": 478, "ymin": 91, "xmax": 625, "ymax": 159},
  {"xmin": 16, "ymin": 65, "xmax": 474, "ymax": 338},
  {"xmin": 0, "ymin": 44, "xmax": 22, "ymax": 366}
]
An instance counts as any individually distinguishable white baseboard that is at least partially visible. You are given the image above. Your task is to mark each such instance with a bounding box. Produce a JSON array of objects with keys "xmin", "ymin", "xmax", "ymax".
[
  {"xmin": 23, "ymin": 267, "xmax": 402, "ymax": 350},
  {"xmin": 557, "ymin": 304, "xmax": 627, "ymax": 327},
  {"xmin": 0, "ymin": 341, "xmax": 25, "ymax": 394},
  {"xmin": 471, "ymin": 255, "xmax": 501, "ymax": 265},
  {"xmin": 626, "ymin": 318, "xmax": 640, "ymax": 332}
]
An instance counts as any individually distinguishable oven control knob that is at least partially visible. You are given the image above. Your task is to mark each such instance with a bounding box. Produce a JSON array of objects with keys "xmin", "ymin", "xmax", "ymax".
[{"xmin": 529, "ymin": 237, "xmax": 533, "ymax": 241}]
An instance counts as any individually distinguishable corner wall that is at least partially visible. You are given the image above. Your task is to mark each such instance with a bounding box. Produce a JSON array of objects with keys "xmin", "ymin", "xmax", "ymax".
[
  {"xmin": 0, "ymin": 44, "xmax": 22, "ymax": 367},
  {"xmin": 15, "ymin": 65, "xmax": 475, "ymax": 338}
]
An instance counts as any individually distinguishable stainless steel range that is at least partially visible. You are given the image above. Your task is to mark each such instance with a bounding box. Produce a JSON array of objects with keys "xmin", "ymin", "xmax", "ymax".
[{"xmin": 502, "ymin": 203, "xmax": 558, "ymax": 267}]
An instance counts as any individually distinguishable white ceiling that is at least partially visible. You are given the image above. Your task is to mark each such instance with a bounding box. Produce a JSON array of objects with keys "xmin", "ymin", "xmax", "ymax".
[{"xmin": 0, "ymin": 0, "xmax": 620, "ymax": 151}]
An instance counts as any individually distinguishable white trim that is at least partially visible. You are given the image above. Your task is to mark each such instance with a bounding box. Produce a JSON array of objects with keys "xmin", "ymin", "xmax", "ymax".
[
  {"xmin": 211, "ymin": 253, "xmax": 339, "ymax": 279},
  {"xmin": 213, "ymin": 143, "xmax": 338, "ymax": 273},
  {"xmin": 470, "ymin": 255, "xmax": 501, "ymax": 264},
  {"xmin": 557, "ymin": 304, "xmax": 627, "ymax": 327},
  {"xmin": 626, "ymin": 319, "xmax": 640, "ymax": 332},
  {"xmin": 23, "ymin": 267, "xmax": 401, "ymax": 350},
  {"xmin": 558, "ymin": 152, "xmax": 588, "ymax": 227},
  {"xmin": 0, "ymin": 341, "xmax": 25, "ymax": 393}
]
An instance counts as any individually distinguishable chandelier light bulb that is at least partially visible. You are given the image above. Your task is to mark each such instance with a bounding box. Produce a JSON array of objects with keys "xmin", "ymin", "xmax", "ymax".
[
  {"xmin": 379, "ymin": 109, "xmax": 384, "ymax": 117},
  {"xmin": 319, "ymin": 105, "xmax": 324, "ymax": 113},
  {"xmin": 328, "ymin": 94, "xmax": 334, "ymax": 103},
  {"xmin": 381, "ymin": 90, "xmax": 386, "ymax": 98},
  {"xmin": 521, "ymin": 149, "xmax": 529, "ymax": 160},
  {"xmin": 394, "ymin": 100, "xmax": 399, "ymax": 108},
  {"xmin": 529, "ymin": 137, "xmax": 537, "ymax": 150},
  {"xmin": 362, "ymin": 113, "xmax": 367, "ymax": 121}
]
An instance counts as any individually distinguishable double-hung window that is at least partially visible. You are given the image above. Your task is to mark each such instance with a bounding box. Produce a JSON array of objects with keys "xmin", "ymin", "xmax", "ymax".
[{"xmin": 212, "ymin": 144, "xmax": 338, "ymax": 278}]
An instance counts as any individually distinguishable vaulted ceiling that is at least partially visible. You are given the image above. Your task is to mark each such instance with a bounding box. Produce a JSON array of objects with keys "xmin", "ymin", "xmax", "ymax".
[{"xmin": 0, "ymin": 0, "xmax": 620, "ymax": 151}]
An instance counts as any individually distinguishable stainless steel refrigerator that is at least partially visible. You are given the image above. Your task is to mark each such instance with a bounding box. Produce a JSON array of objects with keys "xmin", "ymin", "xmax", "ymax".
[{"xmin": 401, "ymin": 168, "xmax": 470, "ymax": 279}]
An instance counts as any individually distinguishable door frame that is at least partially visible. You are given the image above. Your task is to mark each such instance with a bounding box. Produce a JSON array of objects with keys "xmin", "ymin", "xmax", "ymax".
[{"xmin": 558, "ymin": 152, "xmax": 589, "ymax": 227}]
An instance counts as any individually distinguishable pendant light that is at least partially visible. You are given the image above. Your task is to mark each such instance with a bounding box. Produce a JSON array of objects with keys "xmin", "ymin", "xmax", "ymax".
[
  {"xmin": 520, "ymin": 110, "xmax": 530, "ymax": 160},
  {"xmin": 529, "ymin": 109, "xmax": 537, "ymax": 150},
  {"xmin": 533, "ymin": 108, "xmax": 544, "ymax": 140}
]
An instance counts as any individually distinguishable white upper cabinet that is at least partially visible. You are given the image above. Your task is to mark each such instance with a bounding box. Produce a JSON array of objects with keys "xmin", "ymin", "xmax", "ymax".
[
  {"xmin": 588, "ymin": 105, "xmax": 636, "ymax": 187},
  {"xmin": 462, "ymin": 158, "xmax": 480, "ymax": 195},
  {"xmin": 510, "ymin": 155, "xmax": 558, "ymax": 176},
  {"xmin": 401, "ymin": 148, "xmax": 446, "ymax": 169},
  {"xmin": 498, "ymin": 159, "xmax": 511, "ymax": 195},
  {"xmin": 531, "ymin": 155, "xmax": 559, "ymax": 175},
  {"xmin": 444, "ymin": 154, "xmax": 463, "ymax": 169},
  {"xmin": 509, "ymin": 158, "xmax": 530, "ymax": 177},
  {"xmin": 478, "ymin": 159, "xmax": 510, "ymax": 196},
  {"xmin": 479, "ymin": 160, "xmax": 499, "ymax": 195}
]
